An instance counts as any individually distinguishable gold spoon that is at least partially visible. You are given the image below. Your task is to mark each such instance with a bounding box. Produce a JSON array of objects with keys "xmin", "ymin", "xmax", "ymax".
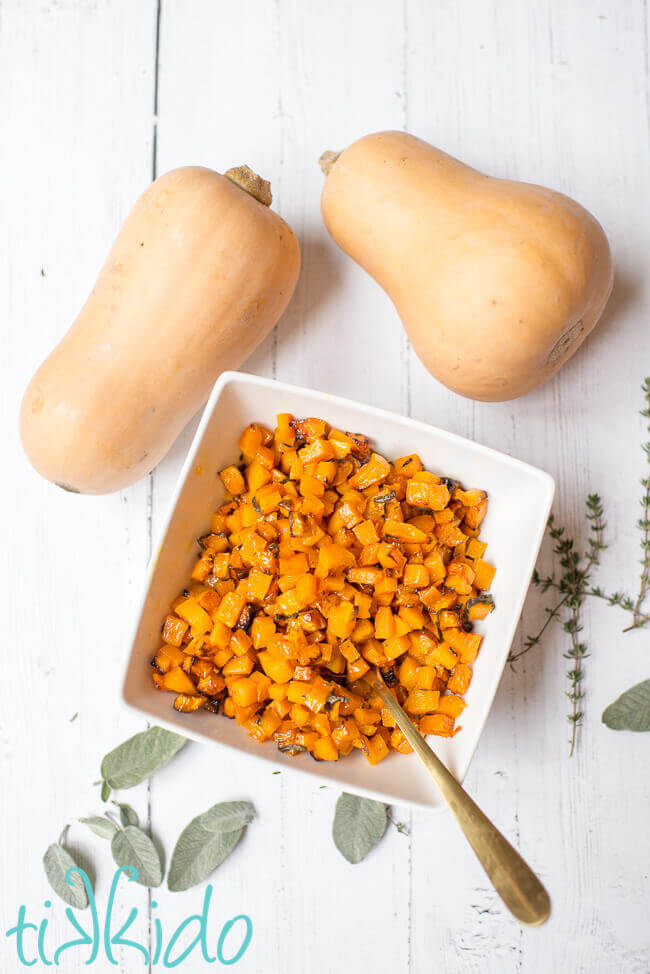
[{"xmin": 370, "ymin": 674, "xmax": 551, "ymax": 926}]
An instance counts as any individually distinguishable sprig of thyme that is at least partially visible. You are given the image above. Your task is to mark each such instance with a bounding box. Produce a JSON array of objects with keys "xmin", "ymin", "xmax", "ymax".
[
  {"xmin": 589, "ymin": 378, "xmax": 650, "ymax": 630},
  {"xmin": 512, "ymin": 379, "xmax": 650, "ymax": 754},
  {"xmin": 509, "ymin": 496, "xmax": 606, "ymax": 755}
]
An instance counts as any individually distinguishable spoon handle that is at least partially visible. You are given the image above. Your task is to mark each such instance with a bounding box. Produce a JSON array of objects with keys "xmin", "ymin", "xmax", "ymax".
[{"xmin": 372, "ymin": 680, "xmax": 550, "ymax": 926}]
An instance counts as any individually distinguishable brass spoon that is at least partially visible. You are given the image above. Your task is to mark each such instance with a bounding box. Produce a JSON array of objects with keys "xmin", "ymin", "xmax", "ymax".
[{"xmin": 370, "ymin": 674, "xmax": 551, "ymax": 926}]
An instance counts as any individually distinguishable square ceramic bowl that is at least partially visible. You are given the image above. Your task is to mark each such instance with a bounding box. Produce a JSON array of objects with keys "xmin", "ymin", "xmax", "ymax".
[{"xmin": 122, "ymin": 372, "xmax": 554, "ymax": 811}]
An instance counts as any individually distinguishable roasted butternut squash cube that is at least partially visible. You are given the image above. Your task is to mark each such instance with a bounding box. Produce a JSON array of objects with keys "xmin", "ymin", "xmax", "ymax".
[
  {"xmin": 152, "ymin": 644, "xmax": 185, "ymax": 673},
  {"xmin": 447, "ymin": 663, "xmax": 472, "ymax": 695},
  {"xmin": 162, "ymin": 666, "xmax": 197, "ymax": 695},
  {"xmin": 349, "ymin": 452, "xmax": 391, "ymax": 490},
  {"xmin": 405, "ymin": 689, "xmax": 440, "ymax": 715},
  {"xmin": 328, "ymin": 600, "xmax": 356, "ymax": 639},
  {"xmin": 229, "ymin": 677, "xmax": 259, "ymax": 708},
  {"xmin": 436, "ymin": 694, "xmax": 466, "ymax": 718},
  {"xmin": 315, "ymin": 544, "xmax": 356, "ymax": 578},
  {"xmin": 420, "ymin": 713, "xmax": 455, "ymax": 737},
  {"xmin": 383, "ymin": 519, "xmax": 428, "ymax": 544},
  {"xmin": 173, "ymin": 694, "xmax": 206, "ymax": 713},
  {"xmin": 175, "ymin": 598, "xmax": 213, "ymax": 637},
  {"xmin": 347, "ymin": 656, "xmax": 370, "ymax": 681},
  {"xmin": 312, "ymin": 737, "xmax": 339, "ymax": 761},
  {"xmin": 215, "ymin": 591, "xmax": 246, "ymax": 627},
  {"xmin": 219, "ymin": 465, "xmax": 246, "ymax": 495},
  {"xmin": 161, "ymin": 615, "xmax": 189, "ymax": 647},
  {"xmin": 258, "ymin": 651, "xmax": 295, "ymax": 684},
  {"xmin": 474, "ymin": 559, "xmax": 496, "ymax": 591},
  {"xmin": 394, "ymin": 454, "xmax": 423, "ymax": 476}
]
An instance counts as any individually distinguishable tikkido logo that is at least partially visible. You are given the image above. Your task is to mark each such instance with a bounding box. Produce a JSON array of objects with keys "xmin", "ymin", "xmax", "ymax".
[{"xmin": 6, "ymin": 866, "xmax": 253, "ymax": 968}]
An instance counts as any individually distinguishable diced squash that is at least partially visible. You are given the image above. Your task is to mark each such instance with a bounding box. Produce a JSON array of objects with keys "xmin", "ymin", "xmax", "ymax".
[
  {"xmin": 161, "ymin": 666, "xmax": 198, "ymax": 695},
  {"xmin": 161, "ymin": 615, "xmax": 189, "ymax": 647},
  {"xmin": 175, "ymin": 598, "xmax": 213, "ymax": 637},
  {"xmin": 348, "ymin": 452, "xmax": 391, "ymax": 490},
  {"xmin": 215, "ymin": 591, "xmax": 246, "ymax": 627},
  {"xmin": 474, "ymin": 559, "xmax": 496, "ymax": 591},
  {"xmin": 383, "ymin": 519, "xmax": 428, "ymax": 544},
  {"xmin": 173, "ymin": 694, "xmax": 207, "ymax": 713},
  {"xmin": 219, "ymin": 465, "xmax": 246, "ymax": 495},
  {"xmin": 448, "ymin": 663, "xmax": 472, "ymax": 695},
  {"xmin": 154, "ymin": 415, "xmax": 495, "ymax": 764},
  {"xmin": 405, "ymin": 689, "xmax": 440, "ymax": 715},
  {"xmin": 420, "ymin": 713, "xmax": 456, "ymax": 737},
  {"xmin": 436, "ymin": 694, "xmax": 466, "ymax": 718}
]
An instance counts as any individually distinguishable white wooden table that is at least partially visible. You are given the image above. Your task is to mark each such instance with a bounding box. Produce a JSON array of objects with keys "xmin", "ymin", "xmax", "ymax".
[{"xmin": 2, "ymin": 2, "xmax": 649, "ymax": 971}]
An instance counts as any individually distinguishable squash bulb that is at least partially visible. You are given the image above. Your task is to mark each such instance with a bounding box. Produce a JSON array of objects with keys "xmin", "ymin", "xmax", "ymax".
[{"xmin": 320, "ymin": 131, "xmax": 612, "ymax": 402}]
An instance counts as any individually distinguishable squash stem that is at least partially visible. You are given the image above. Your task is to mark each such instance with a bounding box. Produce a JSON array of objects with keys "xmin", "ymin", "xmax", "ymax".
[
  {"xmin": 319, "ymin": 150, "xmax": 341, "ymax": 176},
  {"xmin": 225, "ymin": 166, "xmax": 272, "ymax": 206}
]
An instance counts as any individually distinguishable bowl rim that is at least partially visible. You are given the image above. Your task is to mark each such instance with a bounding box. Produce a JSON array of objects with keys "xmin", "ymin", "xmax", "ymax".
[{"xmin": 122, "ymin": 370, "xmax": 555, "ymax": 811}]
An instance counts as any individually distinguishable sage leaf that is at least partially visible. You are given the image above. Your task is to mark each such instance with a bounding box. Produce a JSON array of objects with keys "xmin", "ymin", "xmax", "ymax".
[
  {"xmin": 80, "ymin": 816, "xmax": 118, "ymax": 840},
  {"xmin": 101, "ymin": 780, "xmax": 112, "ymax": 802},
  {"xmin": 167, "ymin": 800, "xmax": 255, "ymax": 892},
  {"xmin": 111, "ymin": 826, "xmax": 163, "ymax": 888},
  {"xmin": 113, "ymin": 801, "xmax": 139, "ymax": 828},
  {"xmin": 602, "ymin": 679, "xmax": 650, "ymax": 731},
  {"xmin": 43, "ymin": 844, "xmax": 89, "ymax": 909},
  {"xmin": 332, "ymin": 793, "xmax": 389, "ymax": 864},
  {"xmin": 101, "ymin": 726, "xmax": 186, "ymax": 790}
]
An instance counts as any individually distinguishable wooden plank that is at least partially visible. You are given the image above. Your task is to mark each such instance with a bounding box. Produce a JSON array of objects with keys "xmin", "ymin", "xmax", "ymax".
[
  {"xmin": 405, "ymin": 1, "xmax": 650, "ymax": 971},
  {"xmin": 148, "ymin": 2, "xmax": 411, "ymax": 971},
  {"xmin": 0, "ymin": 1, "xmax": 156, "ymax": 969}
]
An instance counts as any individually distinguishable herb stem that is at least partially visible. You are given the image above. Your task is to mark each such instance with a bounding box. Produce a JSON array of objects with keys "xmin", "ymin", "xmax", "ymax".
[
  {"xmin": 508, "ymin": 593, "xmax": 569, "ymax": 665},
  {"xmin": 630, "ymin": 380, "xmax": 650, "ymax": 627}
]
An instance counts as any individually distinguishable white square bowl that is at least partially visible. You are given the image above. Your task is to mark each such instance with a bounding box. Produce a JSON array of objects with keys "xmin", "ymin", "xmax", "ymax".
[{"xmin": 122, "ymin": 371, "xmax": 554, "ymax": 811}]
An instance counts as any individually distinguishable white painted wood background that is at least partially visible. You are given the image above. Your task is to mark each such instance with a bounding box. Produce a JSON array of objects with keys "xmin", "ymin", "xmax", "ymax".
[{"xmin": 2, "ymin": 1, "xmax": 649, "ymax": 971}]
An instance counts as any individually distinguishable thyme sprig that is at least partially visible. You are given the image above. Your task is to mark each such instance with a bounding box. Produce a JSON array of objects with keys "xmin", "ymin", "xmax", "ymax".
[
  {"xmin": 511, "ymin": 379, "xmax": 650, "ymax": 754},
  {"xmin": 589, "ymin": 378, "xmax": 650, "ymax": 631},
  {"xmin": 509, "ymin": 496, "xmax": 606, "ymax": 755}
]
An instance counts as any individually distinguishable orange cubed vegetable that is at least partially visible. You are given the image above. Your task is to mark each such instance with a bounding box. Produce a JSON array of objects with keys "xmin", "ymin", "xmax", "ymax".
[
  {"xmin": 215, "ymin": 591, "xmax": 246, "ymax": 627},
  {"xmin": 405, "ymin": 689, "xmax": 440, "ymax": 715},
  {"xmin": 161, "ymin": 615, "xmax": 189, "ymax": 647},
  {"xmin": 474, "ymin": 559, "xmax": 496, "ymax": 591},
  {"xmin": 448, "ymin": 663, "xmax": 472, "ymax": 695},
  {"xmin": 328, "ymin": 601, "xmax": 356, "ymax": 639},
  {"xmin": 420, "ymin": 713, "xmax": 455, "ymax": 737},
  {"xmin": 219, "ymin": 465, "xmax": 246, "ymax": 495},
  {"xmin": 162, "ymin": 667, "xmax": 198, "ymax": 695},
  {"xmin": 436, "ymin": 694, "xmax": 466, "ymax": 718},
  {"xmin": 403, "ymin": 564, "xmax": 429, "ymax": 589},
  {"xmin": 175, "ymin": 598, "xmax": 213, "ymax": 637}
]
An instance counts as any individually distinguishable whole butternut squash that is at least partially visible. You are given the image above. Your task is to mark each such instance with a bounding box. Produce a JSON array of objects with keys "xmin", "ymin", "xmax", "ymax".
[
  {"xmin": 320, "ymin": 132, "xmax": 612, "ymax": 401},
  {"xmin": 20, "ymin": 165, "xmax": 300, "ymax": 493}
]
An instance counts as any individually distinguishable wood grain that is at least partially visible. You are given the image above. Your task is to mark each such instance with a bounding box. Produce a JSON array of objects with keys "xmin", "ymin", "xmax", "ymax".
[{"xmin": 2, "ymin": 1, "xmax": 649, "ymax": 971}]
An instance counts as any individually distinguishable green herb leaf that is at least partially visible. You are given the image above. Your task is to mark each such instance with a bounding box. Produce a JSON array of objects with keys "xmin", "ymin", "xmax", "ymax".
[
  {"xmin": 602, "ymin": 679, "xmax": 650, "ymax": 731},
  {"xmin": 113, "ymin": 801, "xmax": 139, "ymax": 828},
  {"xmin": 80, "ymin": 816, "xmax": 118, "ymax": 840},
  {"xmin": 111, "ymin": 826, "xmax": 163, "ymax": 887},
  {"xmin": 332, "ymin": 793, "xmax": 389, "ymax": 864},
  {"xmin": 43, "ymin": 844, "xmax": 89, "ymax": 909},
  {"xmin": 101, "ymin": 780, "xmax": 112, "ymax": 802},
  {"xmin": 101, "ymin": 726, "xmax": 186, "ymax": 790},
  {"xmin": 167, "ymin": 800, "xmax": 255, "ymax": 892}
]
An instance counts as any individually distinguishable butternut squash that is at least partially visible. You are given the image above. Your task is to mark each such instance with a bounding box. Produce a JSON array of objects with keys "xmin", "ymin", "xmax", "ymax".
[
  {"xmin": 20, "ymin": 165, "xmax": 300, "ymax": 493},
  {"xmin": 320, "ymin": 131, "xmax": 613, "ymax": 401}
]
